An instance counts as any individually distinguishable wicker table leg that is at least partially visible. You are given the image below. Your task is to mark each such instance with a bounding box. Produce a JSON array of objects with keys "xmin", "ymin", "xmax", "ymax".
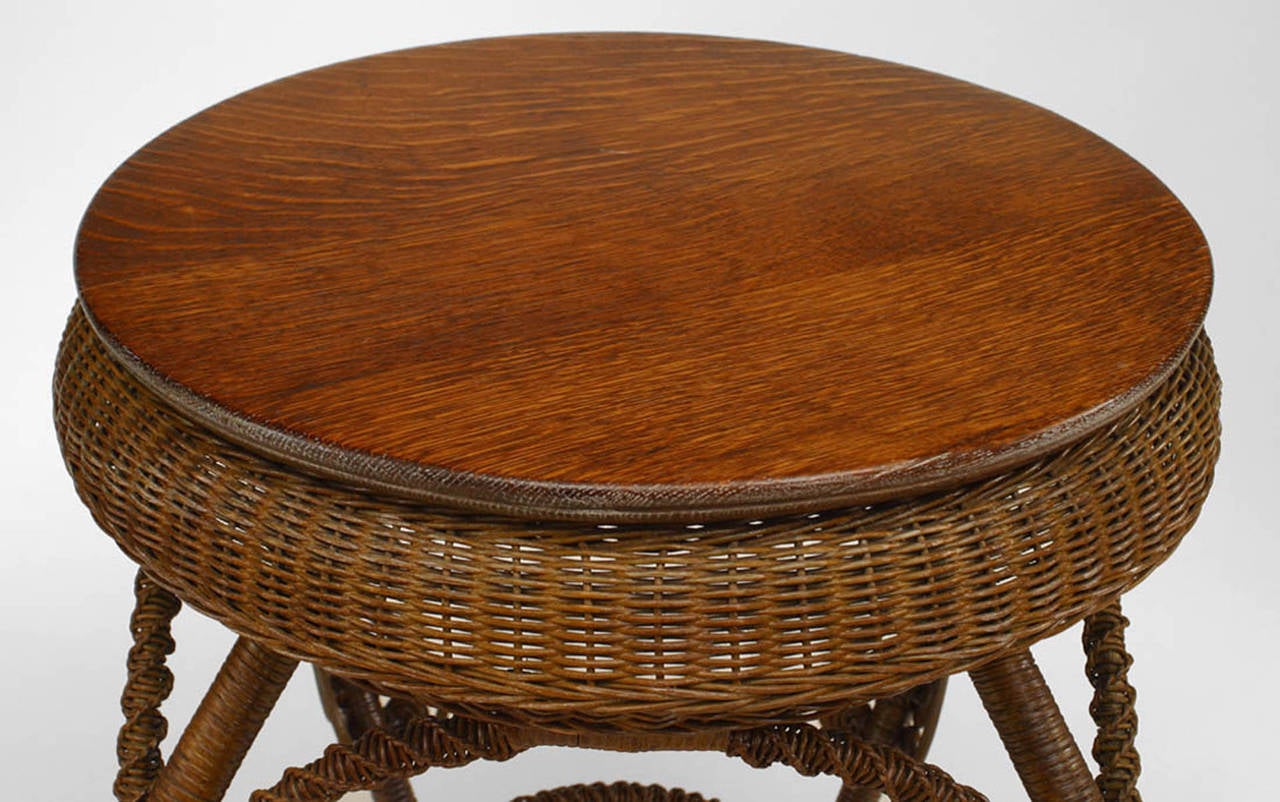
[
  {"xmin": 970, "ymin": 649, "xmax": 1102, "ymax": 802},
  {"xmin": 148, "ymin": 637, "xmax": 298, "ymax": 802}
]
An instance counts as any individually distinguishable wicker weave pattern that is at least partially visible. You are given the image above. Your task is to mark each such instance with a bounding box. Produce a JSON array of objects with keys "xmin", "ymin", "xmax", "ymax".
[
  {"xmin": 107, "ymin": 572, "xmax": 1143, "ymax": 802},
  {"xmin": 54, "ymin": 305, "xmax": 1220, "ymax": 729}
]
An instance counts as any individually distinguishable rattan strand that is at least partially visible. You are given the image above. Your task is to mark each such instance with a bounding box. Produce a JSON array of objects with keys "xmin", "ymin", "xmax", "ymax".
[
  {"xmin": 1084, "ymin": 603, "xmax": 1142, "ymax": 802},
  {"xmin": 55, "ymin": 304, "xmax": 1220, "ymax": 730}
]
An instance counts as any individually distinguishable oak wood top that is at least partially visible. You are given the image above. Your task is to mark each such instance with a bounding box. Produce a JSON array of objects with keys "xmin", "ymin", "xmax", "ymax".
[{"xmin": 75, "ymin": 33, "xmax": 1212, "ymax": 521}]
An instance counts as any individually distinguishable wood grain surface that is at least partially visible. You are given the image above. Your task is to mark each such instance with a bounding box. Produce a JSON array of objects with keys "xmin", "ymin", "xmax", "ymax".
[{"xmin": 74, "ymin": 33, "xmax": 1212, "ymax": 521}]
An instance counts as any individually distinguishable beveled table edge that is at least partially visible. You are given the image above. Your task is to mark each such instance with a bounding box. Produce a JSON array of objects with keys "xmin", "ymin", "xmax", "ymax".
[{"xmin": 78, "ymin": 301, "xmax": 1205, "ymax": 523}]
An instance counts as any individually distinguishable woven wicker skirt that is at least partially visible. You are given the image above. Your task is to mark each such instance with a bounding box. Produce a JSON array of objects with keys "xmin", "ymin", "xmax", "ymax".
[{"xmin": 54, "ymin": 305, "xmax": 1220, "ymax": 731}]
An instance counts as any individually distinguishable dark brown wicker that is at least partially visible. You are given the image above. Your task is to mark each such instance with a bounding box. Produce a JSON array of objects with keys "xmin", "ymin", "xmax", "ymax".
[
  {"xmin": 55, "ymin": 303, "xmax": 1221, "ymax": 731},
  {"xmin": 510, "ymin": 782, "xmax": 716, "ymax": 802}
]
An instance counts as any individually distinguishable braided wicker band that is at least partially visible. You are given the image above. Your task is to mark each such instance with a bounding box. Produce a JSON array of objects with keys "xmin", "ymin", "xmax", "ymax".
[
  {"xmin": 248, "ymin": 709, "xmax": 988, "ymax": 802},
  {"xmin": 115, "ymin": 573, "xmax": 180, "ymax": 802},
  {"xmin": 55, "ymin": 303, "xmax": 1219, "ymax": 731}
]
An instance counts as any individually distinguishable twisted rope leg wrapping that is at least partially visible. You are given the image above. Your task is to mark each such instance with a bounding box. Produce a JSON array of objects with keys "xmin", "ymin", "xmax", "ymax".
[
  {"xmin": 251, "ymin": 714, "xmax": 527, "ymax": 802},
  {"xmin": 823, "ymin": 680, "xmax": 947, "ymax": 802},
  {"xmin": 257, "ymin": 712, "xmax": 981, "ymax": 802},
  {"xmin": 115, "ymin": 569, "xmax": 182, "ymax": 802},
  {"xmin": 726, "ymin": 723, "xmax": 988, "ymax": 802},
  {"xmin": 316, "ymin": 670, "xmax": 418, "ymax": 802},
  {"xmin": 1084, "ymin": 602, "xmax": 1142, "ymax": 802}
]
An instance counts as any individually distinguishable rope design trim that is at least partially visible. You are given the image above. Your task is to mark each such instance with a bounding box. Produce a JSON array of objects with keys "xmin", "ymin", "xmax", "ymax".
[
  {"xmin": 252, "ymin": 712, "xmax": 984, "ymax": 802},
  {"xmin": 1084, "ymin": 603, "xmax": 1142, "ymax": 802},
  {"xmin": 821, "ymin": 680, "xmax": 947, "ymax": 802},
  {"xmin": 114, "ymin": 570, "xmax": 181, "ymax": 802},
  {"xmin": 726, "ymin": 723, "xmax": 987, "ymax": 802},
  {"xmin": 250, "ymin": 714, "xmax": 525, "ymax": 802},
  {"xmin": 315, "ymin": 670, "xmax": 420, "ymax": 802}
]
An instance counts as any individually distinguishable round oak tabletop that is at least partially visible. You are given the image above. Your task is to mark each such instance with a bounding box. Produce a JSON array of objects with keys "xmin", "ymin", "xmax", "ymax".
[{"xmin": 75, "ymin": 33, "xmax": 1211, "ymax": 521}]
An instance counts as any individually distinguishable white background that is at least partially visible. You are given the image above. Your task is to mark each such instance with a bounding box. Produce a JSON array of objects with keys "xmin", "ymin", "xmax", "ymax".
[{"xmin": 3, "ymin": 1, "xmax": 1277, "ymax": 800}]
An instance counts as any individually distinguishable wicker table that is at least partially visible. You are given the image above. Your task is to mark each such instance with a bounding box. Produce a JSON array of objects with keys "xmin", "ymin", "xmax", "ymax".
[{"xmin": 55, "ymin": 34, "xmax": 1219, "ymax": 802}]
